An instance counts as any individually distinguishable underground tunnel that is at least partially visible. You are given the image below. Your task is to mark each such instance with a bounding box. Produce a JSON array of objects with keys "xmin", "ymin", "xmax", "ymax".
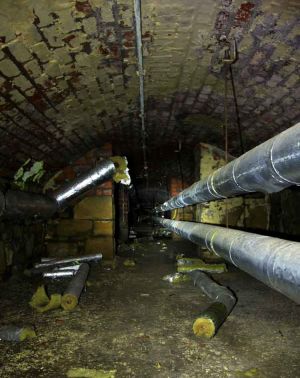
[{"xmin": 0, "ymin": 0, "xmax": 299, "ymax": 377}]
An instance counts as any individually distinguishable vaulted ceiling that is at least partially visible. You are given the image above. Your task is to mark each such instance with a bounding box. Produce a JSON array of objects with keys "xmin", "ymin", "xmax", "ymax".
[{"xmin": 0, "ymin": 0, "xmax": 299, "ymax": 177}]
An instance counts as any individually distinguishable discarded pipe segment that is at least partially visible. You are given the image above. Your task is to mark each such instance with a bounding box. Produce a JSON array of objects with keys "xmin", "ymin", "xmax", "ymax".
[
  {"xmin": 34, "ymin": 254, "xmax": 102, "ymax": 270},
  {"xmin": 0, "ymin": 326, "xmax": 36, "ymax": 342},
  {"xmin": 0, "ymin": 156, "xmax": 130, "ymax": 219},
  {"xmin": 155, "ymin": 122, "xmax": 300, "ymax": 212},
  {"xmin": 189, "ymin": 270, "xmax": 236, "ymax": 338},
  {"xmin": 43, "ymin": 271, "xmax": 76, "ymax": 279},
  {"xmin": 153, "ymin": 217, "xmax": 300, "ymax": 304},
  {"xmin": 61, "ymin": 263, "xmax": 90, "ymax": 311}
]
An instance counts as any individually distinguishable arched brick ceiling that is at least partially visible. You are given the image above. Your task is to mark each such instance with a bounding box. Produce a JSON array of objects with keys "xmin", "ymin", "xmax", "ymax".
[{"xmin": 0, "ymin": 0, "xmax": 299, "ymax": 177}]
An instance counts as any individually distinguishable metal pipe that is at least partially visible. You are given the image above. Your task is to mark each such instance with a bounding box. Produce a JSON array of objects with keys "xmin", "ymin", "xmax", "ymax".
[
  {"xmin": 3, "ymin": 190, "xmax": 58, "ymax": 219},
  {"xmin": 52, "ymin": 159, "xmax": 116, "ymax": 207},
  {"xmin": 0, "ymin": 157, "xmax": 128, "ymax": 219},
  {"xmin": 61, "ymin": 263, "xmax": 90, "ymax": 311},
  {"xmin": 153, "ymin": 217, "xmax": 300, "ymax": 304},
  {"xmin": 133, "ymin": 0, "xmax": 149, "ymax": 179},
  {"xmin": 43, "ymin": 270, "xmax": 76, "ymax": 278},
  {"xmin": 34, "ymin": 253, "xmax": 102, "ymax": 269},
  {"xmin": 155, "ymin": 122, "xmax": 300, "ymax": 212}
]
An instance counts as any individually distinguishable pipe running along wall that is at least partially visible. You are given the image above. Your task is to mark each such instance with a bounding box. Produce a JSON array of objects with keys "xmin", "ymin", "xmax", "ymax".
[
  {"xmin": 0, "ymin": 157, "xmax": 129, "ymax": 219},
  {"xmin": 153, "ymin": 217, "xmax": 300, "ymax": 304},
  {"xmin": 155, "ymin": 122, "xmax": 300, "ymax": 212}
]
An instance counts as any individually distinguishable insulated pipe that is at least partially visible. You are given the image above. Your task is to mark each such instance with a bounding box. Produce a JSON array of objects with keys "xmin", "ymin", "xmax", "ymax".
[
  {"xmin": 153, "ymin": 217, "xmax": 300, "ymax": 304},
  {"xmin": 52, "ymin": 159, "xmax": 116, "ymax": 208},
  {"xmin": 189, "ymin": 270, "xmax": 236, "ymax": 338},
  {"xmin": 61, "ymin": 263, "xmax": 90, "ymax": 311},
  {"xmin": 0, "ymin": 157, "xmax": 129, "ymax": 219},
  {"xmin": 3, "ymin": 190, "xmax": 58, "ymax": 219},
  {"xmin": 155, "ymin": 122, "xmax": 300, "ymax": 212}
]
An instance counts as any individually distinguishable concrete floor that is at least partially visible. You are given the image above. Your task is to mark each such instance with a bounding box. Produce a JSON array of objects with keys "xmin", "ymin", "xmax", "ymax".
[{"xmin": 0, "ymin": 238, "xmax": 299, "ymax": 377}]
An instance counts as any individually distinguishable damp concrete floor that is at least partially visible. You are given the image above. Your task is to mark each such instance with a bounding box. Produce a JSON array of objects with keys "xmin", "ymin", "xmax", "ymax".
[{"xmin": 0, "ymin": 238, "xmax": 299, "ymax": 378}]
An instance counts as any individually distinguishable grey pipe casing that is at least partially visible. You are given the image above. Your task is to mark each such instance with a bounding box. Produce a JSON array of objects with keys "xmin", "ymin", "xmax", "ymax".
[
  {"xmin": 153, "ymin": 217, "xmax": 300, "ymax": 304},
  {"xmin": 2, "ymin": 190, "xmax": 58, "ymax": 219},
  {"xmin": 0, "ymin": 159, "xmax": 116, "ymax": 220},
  {"xmin": 64, "ymin": 263, "xmax": 89, "ymax": 298},
  {"xmin": 155, "ymin": 122, "xmax": 300, "ymax": 212},
  {"xmin": 189, "ymin": 270, "xmax": 236, "ymax": 313},
  {"xmin": 53, "ymin": 159, "xmax": 116, "ymax": 208}
]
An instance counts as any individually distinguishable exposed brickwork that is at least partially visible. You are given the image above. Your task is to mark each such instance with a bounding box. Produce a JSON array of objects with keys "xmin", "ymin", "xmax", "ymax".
[{"xmin": 0, "ymin": 0, "xmax": 298, "ymax": 174}]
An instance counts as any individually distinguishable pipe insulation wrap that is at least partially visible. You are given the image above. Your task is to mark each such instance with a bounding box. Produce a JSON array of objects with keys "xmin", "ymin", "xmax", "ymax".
[
  {"xmin": 189, "ymin": 270, "xmax": 236, "ymax": 313},
  {"xmin": 61, "ymin": 263, "xmax": 90, "ymax": 311},
  {"xmin": 153, "ymin": 217, "xmax": 300, "ymax": 304},
  {"xmin": 53, "ymin": 159, "xmax": 116, "ymax": 207},
  {"xmin": 155, "ymin": 122, "xmax": 300, "ymax": 212},
  {"xmin": 3, "ymin": 190, "xmax": 58, "ymax": 219}
]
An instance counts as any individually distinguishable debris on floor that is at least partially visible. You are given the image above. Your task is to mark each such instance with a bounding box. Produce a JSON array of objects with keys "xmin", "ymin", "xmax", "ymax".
[
  {"xmin": 66, "ymin": 367, "xmax": 116, "ymax": 378},
  {"xmin": 163, "ymin": 272, "xmax": 191, "ymax": 283},
  {"xmin": 29, "ymin": 285, "xmax": 61, "ymax": 313},
  {"xmin": 32, "ymin": 254, "xmax": 102, "ymax": 275},
  {"xmin": 62, "ymin": 263, "xmax": 90, "ymax": 311},
  {"xmin": 177, "ymin": 258, "xmax": 227, "ymax": 274},
  {"xmin": 190, "ymin": 270, "xmax": 236, "ymax": 338},
  {"xmin": 123, "ymin": 258, "xmax": 136, "ymax": 267},
  {"xmin": 0, "ymin": 326, "xmax": 36, "ymax": 342}
]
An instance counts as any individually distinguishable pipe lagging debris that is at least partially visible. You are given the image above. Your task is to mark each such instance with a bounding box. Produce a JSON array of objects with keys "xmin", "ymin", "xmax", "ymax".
[
  {"xmin": 155, "ymin": 122, "xmax": 300, "ymax": 212},
  {"xmin": 189, "ymin": 270, "xmax": 236, "ymax": 338},
  {"xmin": 61, "ymin": 263, "xmax": 90, "ymax": 311},
  {"xmin": 153, "ymin": 217, "xmax": 300, "ymax": 304},
  {"xmin": 0, "ymin": 326, "xmax": 36, "ymax": 341}
]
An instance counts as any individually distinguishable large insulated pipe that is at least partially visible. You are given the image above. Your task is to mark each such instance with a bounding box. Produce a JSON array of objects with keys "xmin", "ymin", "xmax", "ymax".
[
  {"xmin": 52, "ymin": 159, "xmax": 116, "ymax": 208},
  {"xmin": 155, "ymin": 122, "xmax": 300, "ymax": 212},
  {"xmin": 153, "ymin": 217, "xmax": 300, "ymax": 304},
  {"xmin": 0, "ymin": 157, "xmax": 129, "ymax": 219}
]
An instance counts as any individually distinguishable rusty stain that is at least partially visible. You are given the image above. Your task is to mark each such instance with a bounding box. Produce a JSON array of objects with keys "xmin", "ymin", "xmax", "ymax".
[
  {"xmin": 235, "ymin": 2, "xmax": 255, "ymax": 24},
  {"xmin": 63, "ymin": 34, "xmax": 76, "ymax": 44},
  {"xmin": 29, "ymin": 90, "xmax": 48, "ymax": 112},
  {"xmin": 123, "ymin": 31, "xmax": 135, "ymax": 48},
  {"xmin": 75, "ymin": 0, "xmax": 93, "ymax": 15}
]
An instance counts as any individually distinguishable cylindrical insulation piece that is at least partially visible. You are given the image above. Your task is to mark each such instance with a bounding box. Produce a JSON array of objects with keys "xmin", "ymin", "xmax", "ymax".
[
  {"xmin": 61, "ymin": 263, "xmax": 90, "ymax": 311},
  {"xmin": 190, "ymin": 270, "xmax": 236, "ymax": 338}
]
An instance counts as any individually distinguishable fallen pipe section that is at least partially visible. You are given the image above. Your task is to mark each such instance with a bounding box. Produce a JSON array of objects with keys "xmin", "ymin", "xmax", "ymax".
[
  {"xmin": 155, "ymin": 122, "xmax": 300, "ymax": 212},
  {"xmin": 0, "ymin": 157, "xmax": 130, "ymax": 219},
  {"xmin": 153, "ymin": 217, "xmax": 300, "ymax": 304},
  {"xmin": 189, "ymin": 270, "xmax": 236, "ymax": 338}
]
